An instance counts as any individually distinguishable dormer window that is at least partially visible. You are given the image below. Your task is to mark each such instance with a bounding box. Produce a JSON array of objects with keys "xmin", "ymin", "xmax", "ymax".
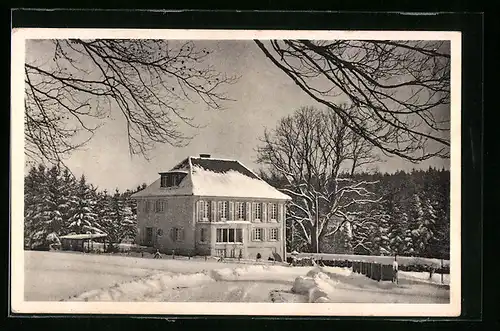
[{"xmin": 160, "ymin": 171, "xmax": 187, "ymax": 188}]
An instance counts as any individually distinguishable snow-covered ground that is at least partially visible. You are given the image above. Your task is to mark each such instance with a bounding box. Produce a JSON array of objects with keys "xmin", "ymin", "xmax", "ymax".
[
  {"xmin": 399, "ymin": 271, "xmax": 450, "ymax": 285},
  {"xmin": 24, "ymin": 251, "xmax": 449, "ymax": 303},
  {"xmin": 24, "ymin": 251, "xmax": 262, "ymax": 301}
]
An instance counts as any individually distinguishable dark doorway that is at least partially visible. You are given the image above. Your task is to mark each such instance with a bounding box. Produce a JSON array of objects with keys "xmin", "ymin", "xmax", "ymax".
[{"xmin": 145, "ymin": 227, "xmax": 154, "ymax": 246}]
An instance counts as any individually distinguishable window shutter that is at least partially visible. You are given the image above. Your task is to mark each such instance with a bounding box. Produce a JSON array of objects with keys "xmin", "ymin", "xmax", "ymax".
[
  {"xmin": 246, "ymin": 202, "xmax": 251, "ymax": 222},
  {"xmin": 197, "ymin": 201, "xmax": 203, "ymax": 221},
  {"xmin": 229, "ymin": 201, "xmax": 234, "ymax": 221},
  {"xmin": 262, "ymin": 228, "xmax": 266, "ymax": 241},
  {"xmin": 180, "ymin": 228, "xmax": 185, "ymax": 241},
  {"xmin": 170, "ymin": 228, "xmax": 175, "ymax": 242},
  {"xmin": 268, "ymin": 203, "xmax": 273, "ymax": 221},
  {"xmin": 262, "ymin": 203, "xmax": 267, "ymax": 222},
  {"xmin": 252, "ymin": 203, "xmax": 257, "ymax": 222},
  {"xmin": 211, "ymin": 201, "xmax": 216, "ymax": 222},
  {"xmin": 217, "ymin": 201, "xmax": 222, "ymax": 221},
  {"xmin": 278, "ymin": 204, "xmax": 283, "ymax": 223}
]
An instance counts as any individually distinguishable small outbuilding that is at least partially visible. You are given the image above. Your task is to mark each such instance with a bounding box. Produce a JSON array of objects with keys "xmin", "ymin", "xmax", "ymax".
[{"xmin": 60, "ymin": 233, "xmax": 108, "ymax": 252}]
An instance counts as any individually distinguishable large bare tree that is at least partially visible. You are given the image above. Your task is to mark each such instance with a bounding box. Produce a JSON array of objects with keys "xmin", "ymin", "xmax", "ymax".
[
  {"xmin": 25, "ymin": 39, "xmax": 237, "ymax": 165},
  {"xmin": 257, "ymin": 106, "xmax": 380, "ymax": 253},
  {"xmin": 255, "ymin": 40, "xmax": 450, "ymax": 162}
]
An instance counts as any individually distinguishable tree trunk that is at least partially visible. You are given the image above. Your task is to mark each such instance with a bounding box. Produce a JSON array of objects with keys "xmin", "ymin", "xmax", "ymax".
[
  {"xmin": 313, "ymin": 197, "xmax": 320, "ymax": 253},
  {"xmin": 311, "ymin": 222, "xmax": 320, "ymax": 253}
]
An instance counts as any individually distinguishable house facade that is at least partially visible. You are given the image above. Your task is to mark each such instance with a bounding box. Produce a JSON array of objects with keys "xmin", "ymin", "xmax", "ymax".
[{"xmin": 131, "ymin": 155, "xmax": 291, "ymax": 260}]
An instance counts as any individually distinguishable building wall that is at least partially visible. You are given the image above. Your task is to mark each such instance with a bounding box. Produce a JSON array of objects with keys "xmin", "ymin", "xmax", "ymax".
[
  {"xmin": 246, "ymin": 222, "xmax": 284, "ymax": 260},
  {"xmin": 194, "ymin": 223, "xmax": 212, "ymax": 256},
  {"xmin": 194, "ymin": 196, "xmax": 287, "ymax": 260},
  {"xmin": 135, "ymin": 195, "xmax": 196, "ymax": 255},
  {"xmin": 135, "ymin": 195, "xmax": 288, "ymax": 259}
]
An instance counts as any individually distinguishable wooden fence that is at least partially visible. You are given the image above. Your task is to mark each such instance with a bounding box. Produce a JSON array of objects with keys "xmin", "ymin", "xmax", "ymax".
[{"xmin": 352, "ymin": 261, "xmax": 394, "ymax": 281}]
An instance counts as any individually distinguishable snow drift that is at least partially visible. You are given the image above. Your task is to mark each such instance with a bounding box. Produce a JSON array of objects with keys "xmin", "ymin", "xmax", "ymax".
[
  {"xmin": 291, "ymin": 269, "xmax": 340, "ymax": 303},
  {"xmin": 66, "ymin": 264, "xmax": 302, "ymax": 302}
]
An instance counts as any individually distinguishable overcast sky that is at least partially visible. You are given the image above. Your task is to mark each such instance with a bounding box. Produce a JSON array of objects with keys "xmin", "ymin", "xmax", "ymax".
[{"xmin": 25, "ymin": 40, "xmax": 450, "ymax": 192}]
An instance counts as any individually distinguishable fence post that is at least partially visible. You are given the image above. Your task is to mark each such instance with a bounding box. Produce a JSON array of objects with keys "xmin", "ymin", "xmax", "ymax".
[{"xmin": 441, "ymin": 258, "xmax": 444, "ymax": 284}]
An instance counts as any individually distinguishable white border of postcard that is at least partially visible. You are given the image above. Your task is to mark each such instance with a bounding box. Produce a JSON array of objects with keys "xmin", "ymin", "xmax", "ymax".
[{"xmin": 10, "ymin": 28, "xmax": 462, "ymax": 316}]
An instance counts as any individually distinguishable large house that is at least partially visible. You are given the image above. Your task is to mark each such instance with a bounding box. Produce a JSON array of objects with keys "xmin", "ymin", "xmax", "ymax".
[{"xmin": 131, "ymin": 154, "xmax": 291, "ymax": 260}]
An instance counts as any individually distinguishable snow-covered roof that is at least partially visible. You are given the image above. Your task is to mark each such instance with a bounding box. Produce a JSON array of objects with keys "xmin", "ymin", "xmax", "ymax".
[
  {"xmin": 159, "ymin": 169, "xmax": 189, "ymax": 174},
  {"xmin": 131, "ymin": 156, "xmax": 291, "ymax": 200},
  {"xmin": 60, "ymin": 233, "xmax": 107, "ymax": 240}
]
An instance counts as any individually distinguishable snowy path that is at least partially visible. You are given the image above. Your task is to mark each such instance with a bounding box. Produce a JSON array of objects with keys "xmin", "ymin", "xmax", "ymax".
[{"xmin": 24, "ymin": 251, "xmax": 449, "ymax": 304}]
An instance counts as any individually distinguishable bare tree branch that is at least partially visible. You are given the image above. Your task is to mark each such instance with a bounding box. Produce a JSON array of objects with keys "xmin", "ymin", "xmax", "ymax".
[
  {"xmin": 25, "ymin": 39, "xmax": 238, "ymax": 166},
  {"xmin": 257, "ymin": 106, "xmax": 379, "ymax": 253},
  {"xmin": 254, "ymin": 39, "xmax": 450, "ymax": 162}
]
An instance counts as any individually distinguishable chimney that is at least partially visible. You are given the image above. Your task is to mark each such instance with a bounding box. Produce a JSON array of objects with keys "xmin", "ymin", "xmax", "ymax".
[{"xmin": 199, "ymin": 154, "xmax": 211, "ymax": 158}]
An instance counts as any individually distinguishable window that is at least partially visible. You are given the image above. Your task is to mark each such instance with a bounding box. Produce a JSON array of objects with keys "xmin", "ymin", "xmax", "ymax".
[
  {"xmin": 170, "ymin": 228, "xmax": 184, "ymax": 242},
  {"xmin": 220, "ymin": 201, "xmax": 228, "ymax": 220},
  {"xmin": 155, "ymin": 200, "xmax": 165, "ymax": 213},
  {"xmin": 271, "ymin": 204, "xmax": 278, "ymax": 221},
  {"xmin": 254, "ymin": 203, "xmax": 262, "ymax": 221},
  {"xmin": 200, "ymin": 228, "xmax": 207, "ymax": 243},
  {"xmin": 161, "ymin": 175, "xmax": 168, "ymax": 188},
  {"xmin": 203, "ymin": 201, "xmax": 210, "ymax": 219},
  {"xmin": 252, "ymin": 228, "xmax": 263, "ymax": 241},
  {"xmin": 236, "ymin": 202, "xmax": 246, "ymax": 220},
  {"xmin": 160, "ymin": 173, "xmax": 186, "ymax": 188},
  {"xmin": 157, "ymin": 228, "xmax": 164, "ymax": 237},
  {"xmin": 269, "ymin": 228, "xmax": 279, "ymax": 241},
  {"xmin": 198, "ymin": 200, "xmax": 210, "ymax": 222},
  {"xmin": 216, "ymin": 228, "xmax": 243, "ymax": 243},
  {"xmin": 143, "ymin": 200, "xmax": 152, "ymax": 213}
]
